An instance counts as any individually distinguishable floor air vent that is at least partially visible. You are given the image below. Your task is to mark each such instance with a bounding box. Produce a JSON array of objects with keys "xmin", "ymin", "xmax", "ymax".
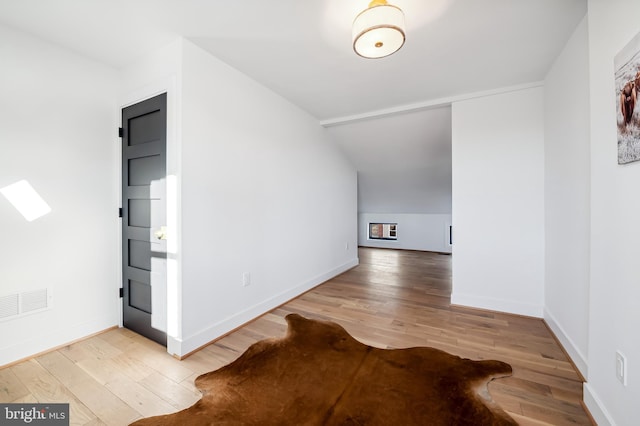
[{"xmin": 0, "ymin": 289, "xmax": 50, "ymax": 321}]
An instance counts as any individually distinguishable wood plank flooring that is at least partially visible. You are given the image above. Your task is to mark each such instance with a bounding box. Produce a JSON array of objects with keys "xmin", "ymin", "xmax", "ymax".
[{"xmin": 0, "ymin": 247, "xmax": 592, "ymax": 425}]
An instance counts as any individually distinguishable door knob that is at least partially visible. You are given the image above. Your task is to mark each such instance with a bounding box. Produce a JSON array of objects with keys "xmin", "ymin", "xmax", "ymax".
[{"xmin": 154, "ymin": 226, "xmax": 168, "ymax": 240}]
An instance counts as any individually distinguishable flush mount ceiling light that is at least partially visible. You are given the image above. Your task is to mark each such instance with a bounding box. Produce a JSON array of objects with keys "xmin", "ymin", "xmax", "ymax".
[{"xmin": 352, "ymin": 0, "xmax": 406, "ymax": 59}]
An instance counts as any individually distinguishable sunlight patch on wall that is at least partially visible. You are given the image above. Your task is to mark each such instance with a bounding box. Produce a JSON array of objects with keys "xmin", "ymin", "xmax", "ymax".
[
  {"xmin": 0, "ymin": 180, "xmax": 52, "ymax": 222},
  {"xmin": 166, "ymin": 174, "xmax": 180, "ymax": 338}
]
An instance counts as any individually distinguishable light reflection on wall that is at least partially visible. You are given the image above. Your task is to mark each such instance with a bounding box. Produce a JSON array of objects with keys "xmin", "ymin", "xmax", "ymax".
[
  {"xmin": 0, "ymin": 180, "xmax": 51, "ymax": 222},
  {"xmin": 166, "ymin": 174, "xmax": 180, "ymax": 338}
]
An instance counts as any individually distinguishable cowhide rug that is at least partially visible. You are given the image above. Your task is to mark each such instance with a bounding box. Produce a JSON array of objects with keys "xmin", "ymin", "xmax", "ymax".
[{"xmin": 131, "ymin": 314, "xmax": 516, "ymax": 425}]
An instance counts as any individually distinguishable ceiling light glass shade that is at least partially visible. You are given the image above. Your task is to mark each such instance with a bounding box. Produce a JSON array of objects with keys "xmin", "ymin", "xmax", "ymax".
[{"xmin": 353, "ymin": 0, "xmax": 405, "ymax": 59}]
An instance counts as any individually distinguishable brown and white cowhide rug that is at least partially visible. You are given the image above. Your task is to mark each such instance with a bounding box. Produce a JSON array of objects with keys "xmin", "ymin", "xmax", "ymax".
[{"xmin": 131, "ymin": 314, "xmax": 516, "ymax": 425}]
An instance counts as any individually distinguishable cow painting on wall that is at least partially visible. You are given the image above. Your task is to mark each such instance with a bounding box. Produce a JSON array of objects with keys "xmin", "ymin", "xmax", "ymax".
[{"xmin": 615, "ymin": 30, "xmax": 640, "ymax": 164}]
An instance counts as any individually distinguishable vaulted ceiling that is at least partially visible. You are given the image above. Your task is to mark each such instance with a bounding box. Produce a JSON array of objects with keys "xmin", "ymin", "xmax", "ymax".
[{"xmin": 0, "ymin": 0, "xmax": 587, "ymax": 213}]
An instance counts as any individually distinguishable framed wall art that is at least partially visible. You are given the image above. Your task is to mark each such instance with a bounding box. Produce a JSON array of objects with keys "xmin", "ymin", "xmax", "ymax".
[{"xmin": 615, "ymin": 30, "xmax": 640, "ymax": 164}]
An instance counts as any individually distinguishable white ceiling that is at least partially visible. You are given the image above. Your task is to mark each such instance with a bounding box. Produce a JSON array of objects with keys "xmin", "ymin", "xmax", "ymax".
[
  {"xmin": 328, "ymin": 107, "xmax": 452, "ymax": 213},
  {"xmin": 0, "ymin": 0, "xmax": 587, "ymax": 213}
]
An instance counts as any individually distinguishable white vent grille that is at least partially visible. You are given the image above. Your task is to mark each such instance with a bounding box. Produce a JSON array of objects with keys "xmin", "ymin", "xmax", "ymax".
[
  {"xmin": 0, "ymin": 294, "xmax": 19, "ymax": 319},
  {"xmin": 21, "ymin": 289, "xmax": 48, "ymax": 313},
  {"xmin": 0, "ymin": 289, "xmax": 50, "ymax": 321}
]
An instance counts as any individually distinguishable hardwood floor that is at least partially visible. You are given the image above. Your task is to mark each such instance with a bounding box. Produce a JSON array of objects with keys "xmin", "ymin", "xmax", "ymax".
[{"xmin": 0, "ymin": 247, "xmax": 592, "ymax": 425}]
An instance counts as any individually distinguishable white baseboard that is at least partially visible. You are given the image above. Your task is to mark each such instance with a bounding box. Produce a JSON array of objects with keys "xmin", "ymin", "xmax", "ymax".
[
  {"xmin": 0, "ymin": 316, "xmax": 118, "ymax": 367},
  {"xmin": 543, "ymin": 308, "xmax": 588, "ymax": 377},
  {"xmin": 170, "ymin": 258, "xmax": 359, "ymax": 357},
  {"xmin": 584, "ymin": 382, "xmax": 615, "ymax": 426},
  {"xmin": 451, "ymin": 292, "xmax": 543, "ymax": 318}
]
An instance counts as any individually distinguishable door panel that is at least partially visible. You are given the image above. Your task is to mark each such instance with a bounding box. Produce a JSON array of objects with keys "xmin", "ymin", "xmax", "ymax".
[
  {"xmin": 128, "ymin": 155, "xmax": 163, "ymax": 186},
  {"xmin": 128, "ymin": 240, "xmax": 152, "ymax": 271},
  {"xmin": 122, "ymin": 93, "xmax": 167, "ymax": 346},
  {"xmin": 128, "ymin": 199, "xmax": 151, "ymax": 227},
  {"xmin": 129, "ymin": 110, "xmax": 163, "ymax": 145},
  {"xmin": 129, "ymin": 279, "xmax": 152, "ymax": 313}
]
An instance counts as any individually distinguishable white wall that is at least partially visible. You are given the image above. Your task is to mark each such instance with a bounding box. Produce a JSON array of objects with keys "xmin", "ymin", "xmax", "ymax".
[
  {"xmin": 451, "ymin": 87, "xmax": 545, "ymax": 317},
  {"xmin": 0, "ymin": 25, "xmax": 120, "ymax": 365},
  {"xmin": 327, "ymin": 107, "xmax": 452, "ymax": 217},
  {"xmin": 358, "ymin": 213, "xmax": 452, "ymax": 253},
  {"xmin": 119, "ymin": 38, "xmax": 358, "ymax": 357},
  {"xmin": 543, "ymin": 16, "xmax": 591, "ymax": 377},
  {"xmin": 583, "ymin": 1, "xmax": 640, "ymax": 424},
  {"xmin": 177, "ymin": 40, "xmax": 358, "ymax": 355}
]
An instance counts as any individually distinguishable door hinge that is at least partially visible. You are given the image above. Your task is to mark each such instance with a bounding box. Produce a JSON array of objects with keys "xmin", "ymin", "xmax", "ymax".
[
  {"xmin": 119, "ymin": 288, "xmax": 124, "ymax": 298},
  {"xmin": 119, "ymin": 207, "xmax": 123, "ymax": 218},
  {"xmin": 118, "ymin": 127, "xmax": 123, "ymax": 138}
]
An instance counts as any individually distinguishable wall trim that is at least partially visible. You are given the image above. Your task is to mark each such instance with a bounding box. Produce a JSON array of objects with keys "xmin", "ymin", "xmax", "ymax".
[
  {"xmin": 168, "ymin": 258, "xmax": 359, "ymax": 357},
  {"xmin": 451, "ymin": 292, "xmax": 543, "ymax": 318},
  {"xmin": 320, "ymin": 81, "xmax": 543, "ymax": 127},
  {"xmin": 584, "ymin": 382, "xmax": 616, "ymax": 426},
  {"xmin": 543, "ymin": 307, "xmax": 588, "ymax": 377},
  {"xmin": 0, "ymin": 325, "xmax": 121, "ymax": 370}
]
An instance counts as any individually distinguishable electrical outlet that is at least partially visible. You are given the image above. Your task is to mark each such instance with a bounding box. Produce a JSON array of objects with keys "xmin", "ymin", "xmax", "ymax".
[
  {"xmin": 616, "ymin": 351, "xmax": 627, "ymax": 386},
  {"xmin": 242, "ymin": 272, "xmax": 251, "ymax": 287}
]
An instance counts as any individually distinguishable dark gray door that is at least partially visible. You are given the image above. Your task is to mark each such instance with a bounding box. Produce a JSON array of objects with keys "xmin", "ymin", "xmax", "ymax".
[{"xmin": 121, "ymin": 93, "xmax": 167, "ymax": 346}]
